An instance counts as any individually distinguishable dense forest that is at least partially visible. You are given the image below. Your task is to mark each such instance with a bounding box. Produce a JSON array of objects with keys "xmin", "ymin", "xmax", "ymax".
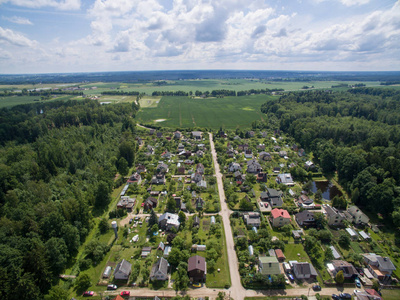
[
  {"xmin": 261, "ymin": 88, "xmax": 400, "ymax": 226},
  {"xmin": 0, "ymin": 100, "xmax": 139, "ymax": 299}
]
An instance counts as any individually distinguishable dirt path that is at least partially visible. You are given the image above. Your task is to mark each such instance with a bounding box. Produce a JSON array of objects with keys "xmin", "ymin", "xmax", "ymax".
[{"xmin": 209, "ymin": 132, "xmax": 246, "ymax": 300}]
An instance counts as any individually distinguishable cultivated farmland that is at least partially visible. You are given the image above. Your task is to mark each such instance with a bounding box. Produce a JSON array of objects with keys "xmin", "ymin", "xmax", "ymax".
[{"xmin": 136, "ymin": 95, "xmax": 271, "ymax": 129}]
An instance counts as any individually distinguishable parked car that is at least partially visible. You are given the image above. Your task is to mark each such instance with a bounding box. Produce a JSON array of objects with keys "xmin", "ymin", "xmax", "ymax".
[
  {"xmin": 120, "ymin": 291, "xmax": 130, "ymax": 296},
  {"xmin": 355, "ymin": 277, "xmax": 361, "ymax": 288},
  {"xmin": 312, "ymin": 284, "xmax": 321, "ymax": 291},
  {"xmin": 339, "ymin": 293, "xmax": 351, "ymax": 299},
  {"xmin": 357, "ymin": 268, "xmax": 364, "ymax": 276},
  {"xmin": 192, "ymin": 282, "xmax": 202, "ymax": 288},
  {"xmin": 331, "ymin": 295, "xmax": 340, "ymax": 300},
  {"xmin": 288, "ymin": 273, "xmax": 294, "ymax": 281},
  {"xmin": 107, "ymin": 284, "xmax": 117, "ymax": 290},
  {"xmin": 353, "ymin": 289, "xmax": 362, "ymax": 295},
  {"xmin": 129, "ymin": 218, "xmax": 133, "ymax": 224},
  {"xmin": 82, "ymin": 291, "xmax": 94, "ymax": 297}
]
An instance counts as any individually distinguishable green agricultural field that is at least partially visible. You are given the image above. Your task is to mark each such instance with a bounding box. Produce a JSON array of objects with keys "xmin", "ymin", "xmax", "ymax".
[{"xmin": 137, "ymin": 95, "xmax": 272, "ymax": 129}]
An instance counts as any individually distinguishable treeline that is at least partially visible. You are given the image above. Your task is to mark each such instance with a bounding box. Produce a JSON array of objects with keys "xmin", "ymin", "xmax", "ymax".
[
  {"xmin": 261, "ymin": 88, "xmax": 400, "ymax": 224},
  {"xmin": 0, "ymin": 100, "xmax": 139, "ymax": 299},
  {"xmin": 261, "ymin": 89, "xmax": 400, "ymax": 125},
  {"xmin": 101, "ymin": 90, "xmax": 140, "ymax": 96},
  {"xmin": 0, "ymin": 89, "xmax": 84, "ymax": 97},
  {"xmin": 0, "ymin": 99, "xmax": 139, "ymax": 145},
  {"xmin": 152, "ymin": 90, "xmax": 189, "ymax": 96}
]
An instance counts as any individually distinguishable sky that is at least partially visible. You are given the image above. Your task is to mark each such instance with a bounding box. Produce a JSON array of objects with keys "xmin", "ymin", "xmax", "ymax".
[{"xmin": 0, "ymin": 0, "xmax": 399, "ymax": 74}]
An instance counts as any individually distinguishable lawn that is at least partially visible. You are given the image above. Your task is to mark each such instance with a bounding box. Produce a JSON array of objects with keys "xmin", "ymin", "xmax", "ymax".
[
  {"xmin": 284, "ymin": 243, "xmax": 310, "ymax": 262},
  {"xmin": 137, "ymin": 95, "xmax": 271, "ymax": 129},
  {"xmin": 381, "ymin": 289, "xmax": 400, "ymax": 300}
]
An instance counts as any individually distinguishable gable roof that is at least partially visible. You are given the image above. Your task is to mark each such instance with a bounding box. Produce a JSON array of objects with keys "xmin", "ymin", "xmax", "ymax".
[
  {"xmin": 293, "ymin": 262, "xmax": 318, "ymax": 276},
  {"xmin": 150, "ymin": 257, "xmax": 169, "ymax": 278},
  {"xmin": 271, "ymin": 208, "xmax": 290, "ymax": 219},
  {"xmin": 115, "ymin": 259, "xmax": 132, "ymax": 276},
  {"xmin": 188, "ymin": 255, "xmax": 206, "ymax": 272}
]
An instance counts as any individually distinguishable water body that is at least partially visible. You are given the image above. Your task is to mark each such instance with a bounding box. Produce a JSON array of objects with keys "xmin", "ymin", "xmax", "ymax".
[{"xmin": 311, "ymin": 181, "xmax": 342, "ymax": 200}]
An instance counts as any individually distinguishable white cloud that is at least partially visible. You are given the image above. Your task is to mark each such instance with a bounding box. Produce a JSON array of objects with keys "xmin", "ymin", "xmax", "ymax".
[
  {"xmin": 0, "ymin": 0, "xmax": 81, "ymax": 10},
  {"xmin": 339, "ymin": 0, "xmax": 369, "ymax": 6},
  {"xmin": 3, "ymin": 16, "xmax": 33, "ymax": 25},
  {"xmin": 0, "ymin": 26, "xmax": 37, "ymax": 47}
]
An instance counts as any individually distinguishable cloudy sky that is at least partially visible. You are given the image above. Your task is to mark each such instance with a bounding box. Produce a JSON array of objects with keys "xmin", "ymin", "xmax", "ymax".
[{"xmin": 0, "ymin": 0, "xmax": 399, "ymax": 74}]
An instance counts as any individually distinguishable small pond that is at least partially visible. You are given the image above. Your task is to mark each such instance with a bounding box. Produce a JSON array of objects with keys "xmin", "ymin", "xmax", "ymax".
[{"xmin": 311, "ymin": 181, "xmax": 342, "ymax": 200}]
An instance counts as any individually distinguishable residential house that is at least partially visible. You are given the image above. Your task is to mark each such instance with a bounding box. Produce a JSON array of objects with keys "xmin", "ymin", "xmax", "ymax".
[
  {"xmin": 228, "ymin": 162, "xmax": 242, "ymax": 172},
  {"xmin": 257, "ymin": 144, "xmax": 266, "ymax": 151},
  {"xmin": 261, "ymin": 131, "xmax": 268, "ymax": 138},
  {"xmin": 161, "ymin": 151, "xmax": 171, "ymax": 159},
  {"xmin": 259, "ymin": 151, "xmax": 272, "ymax": 161},
  {"xmin": 260, "ymin": 188, "xmax": 283, "ymax": 207},
  {"xmin": 114, "ymin": 259, "xmax": 132, "ymax": 280},
  {"xmin": 117, "ymin": 196, "xmax": 136, "ymax": 212},
  {"xmin": 156, "ymin": 132, "xmax": 163, "ymax": 138},
  {"xmin": 127, "ymin": 172, "xmax": 142, "ymax": 185},
  {"xmin": 244, "ymin": 149, "xmax": 253, "ymax": 159},
  {"xmin": 246, "ymin": 159, "xmax": 262, "ymax": 173},
  {"xmin": 258, "ymin": 256, "xmax": 281, "ymax": 275},
  {"xmin": 272, "ymin": 144, "xmax": 280, "ymax": 150},
  {"xmin": 292, "ymin": 144, "xmax": 298, "ymax": 151},
  {"xmin": 177, "ymin": 167, "xmax": 185, "ymax": 175},
  {"xmin": 297, "ymin": 194, "xmax": 315, "ymax": 209},
  {"xmin": 184, "ymin": 159, "xmax": 195, "ymax": 165},
  {"xmin": 196, "ymin": 150, "xmax": 204, "ymax": 157},
  {"xmin": 298, "ymin": 149, "xmax": 306, "ymax": 157},
  {"xmin": 347, "ymin": 205, "xmax": 370, "ymax": 225},
  {"xmin": 323, "ymin": 204, "xmax": 345, "ymax": 226},
  {"xmin": 238, "ymin": 144, "xmax": 249, "ymax": 151},
  {"xmin": 150, "ymin": 257, "xmax": 169, "ymax": 281},
  {"xmin": 151, "ymin": 173, "xmax": 165, "ymax": 185},
  {"xmin": 234, "ymin": 171, "xmax": 245, "ymax": 185},
  {"xmin": 156, "ymin": 162, "xmax": 169, "ymax": 173},
  {"xmin": 362, "ymin": 253, "xmax": 396, "ymax": 280},
  {"xmin": 276, "ymin": 173, "xmax": 295, "ymax": 186},
  {"xmin": 243, "ymin": 212, "xmax": 261, "ymax": 228},
  {"xmin": 196, "ymin": 163, "xmax": 205, "ymax": 175},
  {"xmin": 195, "ymin": 197, "xmax": 205, "ymax": 210},
  {"xmin": 295, "ymin": 210, "xmax": 316, "ymax": 227},
  {"xmin": 247, "ymin": 130, "xmax": 255, "ymax": 138},
  {"xmin": 174, "ymin": 131, "xmax": 182, "ymax": 139},
  {"xmin": 136, "ymin": 164, "xmax": 146, "ymax": 174},
  {"xmin": 158, "ymin": 213, "xmax": 180, "ymax": 231},
  {"xmin": 270, "ymin": 208, "xmax": 291, "ymax": 227},
  {"xmin": 192, "ymin": 131, "xmax": 202, "ymax": 140},
  {"xmin": 178, "ymin": 143, "xmax": 185, "ymax": 152},
  {"xmin": 191, "ymin": 172, "xmax": 203, "ymax": 183},
  {"xmin": 292, "ymin": 262, "xmax": 318, "ymax": 279},
  {"xmin": 279, "ymin": 151, "xmax": 287, "ymax": 158},
  {"xmin": 197, "ymin": 180, "xmax": 207, "ymax": 189},
  {"xmin": 188, "ymin": 255, "xmax": 206, "ymax": 282},
  {"xmin": 149, "ymin": 129, "xmax": 155, "ymax": 135},
  {"xmin": 273, "ymin": 167, "xmax": 281, "ymax": 173},
  {"xmin": 330, "ymin": 260, "xmax": 358, "ymax": 279},
  {"xmin": 353, "ymin": 291, "xmax": 382, "ymax": 300},
  {"xmin": 256, "ymin": 172, "xmax": 268, "ymax": 183},
  {"xmin": 143, "ymin": 197, "xmax": 158, "ymax": 210}
]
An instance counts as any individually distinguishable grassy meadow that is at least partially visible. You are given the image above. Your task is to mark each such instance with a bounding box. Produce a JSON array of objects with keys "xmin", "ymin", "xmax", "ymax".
[{"xmin": 137, "ymin": 94, "xmax": 272, "ymax": 129}]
